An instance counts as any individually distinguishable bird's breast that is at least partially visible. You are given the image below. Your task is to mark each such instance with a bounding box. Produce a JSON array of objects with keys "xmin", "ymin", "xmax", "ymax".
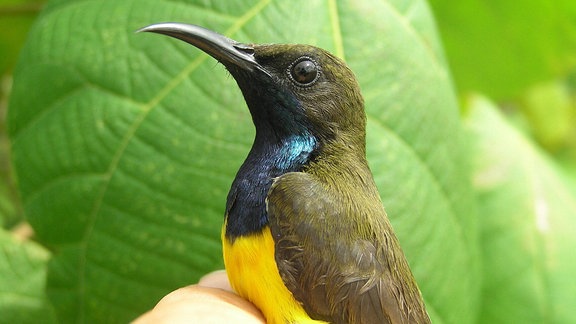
[{"xmin": 222, "ymin": 224, "xmax": 326, "ymax": 324}]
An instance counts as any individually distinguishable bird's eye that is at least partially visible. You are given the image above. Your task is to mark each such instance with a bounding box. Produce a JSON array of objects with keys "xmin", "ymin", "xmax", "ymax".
[{"xmin": 288, "ymin": 57, "xmax": 319, "ymax": 86}]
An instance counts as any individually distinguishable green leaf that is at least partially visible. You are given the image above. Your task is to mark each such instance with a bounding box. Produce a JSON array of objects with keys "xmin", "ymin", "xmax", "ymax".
[
  {"xmin": 465, "ymin": 95, "xmax": 576, "ymax": 323},
  {"xmin": 0, "ymin": 229, "xmax": 56, "ymax": 324},
  {"xmin": 8, "ymin": 0, "xmax": 480, "ymax": 322},
  {"xmin": 429, "ymin": 0, "xmax": 576, "ymax": 99}
]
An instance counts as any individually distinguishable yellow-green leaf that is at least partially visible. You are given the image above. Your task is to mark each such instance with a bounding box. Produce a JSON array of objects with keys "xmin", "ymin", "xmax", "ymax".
[{"xmin": 466, "ymin": 95, "xmax": 576, "ymax": 323}]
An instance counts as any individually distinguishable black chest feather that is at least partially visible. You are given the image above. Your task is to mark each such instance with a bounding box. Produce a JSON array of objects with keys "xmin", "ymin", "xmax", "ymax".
[{"xmin": 224, "ymin": 134, "xmax": 317, "ymax": 239}]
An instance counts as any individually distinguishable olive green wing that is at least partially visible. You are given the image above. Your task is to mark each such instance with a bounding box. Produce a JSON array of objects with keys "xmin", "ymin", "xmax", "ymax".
[{"xmin": 266, "ymin": 172, "xmax": 430, "ymax": 324}]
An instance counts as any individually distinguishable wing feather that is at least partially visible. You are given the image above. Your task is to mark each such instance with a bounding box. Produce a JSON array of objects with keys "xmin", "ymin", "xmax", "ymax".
[{"xmin": 266, "ymin": 172, "xmax": 430, "ymax": 324}]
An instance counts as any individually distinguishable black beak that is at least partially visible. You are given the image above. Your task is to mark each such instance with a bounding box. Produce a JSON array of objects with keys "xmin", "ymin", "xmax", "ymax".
[{"xmin": 138, "ymin": 23, "xmax": 260, "ymax": 72}]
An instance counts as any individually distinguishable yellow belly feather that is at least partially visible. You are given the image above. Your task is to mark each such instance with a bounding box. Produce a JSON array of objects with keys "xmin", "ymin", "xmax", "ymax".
[{"xmin": 222, "ymin": 225, "xmax": 326, "ymax": 324}]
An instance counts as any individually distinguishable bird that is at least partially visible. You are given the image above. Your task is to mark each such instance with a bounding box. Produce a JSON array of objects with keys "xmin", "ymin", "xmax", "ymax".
[{"xmin": 139, "ymin": 23, "xmax": 431, "ymax": 324}]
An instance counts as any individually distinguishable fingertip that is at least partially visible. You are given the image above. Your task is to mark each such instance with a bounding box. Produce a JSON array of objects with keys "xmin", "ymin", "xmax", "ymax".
[
  {"xmin": 133, "ymin": 285, "xmax": 264, "ymax": 323},
  {"xmin": 198, "ymin": 269, "xmax": 233, "ymax": 291}
]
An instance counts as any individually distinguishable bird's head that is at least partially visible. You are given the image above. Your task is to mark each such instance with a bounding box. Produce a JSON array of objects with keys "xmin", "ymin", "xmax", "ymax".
[{"xmin": 139, "ymin": 23, "xmax": 366, "ymax": 156}]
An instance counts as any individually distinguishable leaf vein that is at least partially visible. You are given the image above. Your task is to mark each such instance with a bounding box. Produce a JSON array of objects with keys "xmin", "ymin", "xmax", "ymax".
[
  {"xmin": 380, "ymin": 0, "xmax": 442, "ymax": 66},
  {"xmin": 328, "ymin": 0, "xmax": 345, "ymax": 60}
]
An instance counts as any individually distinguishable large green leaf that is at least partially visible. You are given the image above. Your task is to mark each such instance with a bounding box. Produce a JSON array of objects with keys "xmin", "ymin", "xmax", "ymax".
[
  {"xmin": 466, "ymin": 95, "xmax": 576, "ymax": 323},
  {"xmin": 428, "ymin": 0, "xmax": 576, "ymax": 99},
  {"xmin": 8, "ymin": 0, "xmax": 479, "ymax": 322}
]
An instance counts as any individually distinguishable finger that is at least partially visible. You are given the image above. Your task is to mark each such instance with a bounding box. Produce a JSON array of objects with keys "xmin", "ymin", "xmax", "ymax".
[
  {"xmin": 132, "ymin": 285, "xmax": 265, "ymax": 324},
  {"xmin": 198, "ymin": 270, "xmax": 233, "ymax": 291}
]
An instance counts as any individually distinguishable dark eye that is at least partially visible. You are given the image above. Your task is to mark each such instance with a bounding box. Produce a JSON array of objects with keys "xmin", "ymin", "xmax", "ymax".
[{"xmin": 289, "ymin": 57, "xmax": 319, "ymax": 86}]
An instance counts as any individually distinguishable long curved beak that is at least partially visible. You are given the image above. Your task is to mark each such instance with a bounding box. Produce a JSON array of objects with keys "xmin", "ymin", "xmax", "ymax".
[{"xmin": 138, "ymin": 23, "xmax": 259, "ymax": 72}]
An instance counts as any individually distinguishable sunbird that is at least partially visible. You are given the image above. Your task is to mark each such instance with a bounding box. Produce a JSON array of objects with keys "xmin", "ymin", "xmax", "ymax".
[{"xmin": 140, "ymin": 23, "xmax": 431, "ymax": 324}]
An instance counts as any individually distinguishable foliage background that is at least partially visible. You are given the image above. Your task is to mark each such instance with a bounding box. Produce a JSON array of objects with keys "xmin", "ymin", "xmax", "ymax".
[{"xmin": 1, "ymin": 0, "xmax": 575, "ymax": 323}]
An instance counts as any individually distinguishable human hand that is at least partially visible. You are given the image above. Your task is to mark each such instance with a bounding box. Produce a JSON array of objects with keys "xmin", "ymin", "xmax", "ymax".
[{"xmin": 133, "ymin": 270, "xmax": 265, "ymax": 323}]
